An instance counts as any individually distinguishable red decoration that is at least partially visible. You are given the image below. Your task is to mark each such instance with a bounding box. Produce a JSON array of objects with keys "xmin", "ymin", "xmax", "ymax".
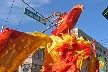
[{"xmin": 0, "ymin": 27, "xmax": 23, "ymax": 53}]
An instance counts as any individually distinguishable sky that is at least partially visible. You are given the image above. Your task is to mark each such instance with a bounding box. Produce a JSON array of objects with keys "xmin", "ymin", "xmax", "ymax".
[{"xmin": 0, "ymin": 0, "xmax": 108, "ymax": 47}]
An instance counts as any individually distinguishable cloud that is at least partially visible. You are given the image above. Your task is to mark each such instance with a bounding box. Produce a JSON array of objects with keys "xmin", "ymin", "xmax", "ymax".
[{"xmin": 0, "ymin": 0, "xmax": 51, "ymax": 26}]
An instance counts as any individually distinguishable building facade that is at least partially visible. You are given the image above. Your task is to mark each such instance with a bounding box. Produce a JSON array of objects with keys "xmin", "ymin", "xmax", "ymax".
[
  {"xmin": 71, "ymin": 28, "xmax": 108, "ymax": 72},
  {"xmin": 15, "ymin": 48, "xmax": 44, "ymax": 72}
]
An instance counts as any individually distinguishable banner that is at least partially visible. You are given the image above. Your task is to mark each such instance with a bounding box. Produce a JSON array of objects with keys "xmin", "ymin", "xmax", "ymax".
[{"xmin": 98, "ymin": 57, "xmax": 106, "ymax": 72}]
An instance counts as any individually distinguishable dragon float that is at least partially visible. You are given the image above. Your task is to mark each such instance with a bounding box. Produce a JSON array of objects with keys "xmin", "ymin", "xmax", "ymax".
[{"xmin": 0, "ymin": 4, "xmax": 99, "ymax": 72}]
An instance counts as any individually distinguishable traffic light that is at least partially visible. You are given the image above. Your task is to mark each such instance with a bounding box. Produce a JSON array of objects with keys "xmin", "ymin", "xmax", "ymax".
[{"xmin": 102, "ymin": 6, "xmax": 108, "ymax": 20}]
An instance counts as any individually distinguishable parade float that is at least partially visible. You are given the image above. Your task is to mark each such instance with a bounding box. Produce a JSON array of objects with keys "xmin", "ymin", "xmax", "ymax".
[{"xmin": 0, "ymin": 4, "xmax": 99, "ymax": 72}]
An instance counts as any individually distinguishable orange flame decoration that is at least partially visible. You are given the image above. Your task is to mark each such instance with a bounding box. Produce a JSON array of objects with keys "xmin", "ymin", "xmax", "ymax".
[
  {"xmin": 52, "ymin": 4, "xmax": 84, "ymax": 36},
  {"xmin": 40, "ymin": 4, "xmax": 99, "ymax": 72},
  {"xmin": 0, "ymin": 4, "xmax": 99, "ymax": 72},
  {"xmin": 40, "ymin": 34, "xmax": 98, "ymax": 72}
]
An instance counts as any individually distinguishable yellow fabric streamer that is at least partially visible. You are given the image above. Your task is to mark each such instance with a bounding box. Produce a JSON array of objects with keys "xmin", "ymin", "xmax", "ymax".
[{"xmin": 0, "ymin": 31, "xmax": 52, "ymax": 72}]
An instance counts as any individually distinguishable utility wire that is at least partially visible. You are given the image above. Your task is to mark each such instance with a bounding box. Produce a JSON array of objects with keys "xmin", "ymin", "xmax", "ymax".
[
  {"xmin": 22, "ymin": 0, "xmax": 54, "ymax": 24},
  {"xmin": 22, "ymin": 0, "xmax": 56, "ymax": 33},
  {"xmin": 5, "ymin": 1, "xmax": 15, "ymax": 26},
  {"xmin": 22, "ymin": 0, "xmax": 66, "ymax": 33},
  {"xmin": 16, "ymin": 1, "xmax": 31, "ymax": 30}
]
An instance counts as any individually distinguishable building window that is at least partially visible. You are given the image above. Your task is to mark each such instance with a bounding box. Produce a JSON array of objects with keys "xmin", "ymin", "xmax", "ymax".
[
  {"xmin": 32, "ymin": 64, "xmax": 37, "ymax": 72},
  {"xmin": 95, "ymin": 45, "xmax": 97, "ymax": 49},
  {"xmin": 96, "ymin": 45, "xmax": 99, "ymax": 50},
  {"xmin": 103, "ymin": 51, "xmax": 106, "ymax": 54},
  {"xmin": 40, "ymin": 49, "xmax": 44, "ymax": 61},
  {"xmin": 96, "ymin": 53, "xmax": 98, "ymax": 57},
  {"xmin": 23, "ymin": 64, "xmax": 30, "ymax": 72},
  {"xmin": 105, "ymin": 58, "xmax": 107, "ymax": 62},
  {"xmin": 83, "ymin": 36, "xmax": 86, "ymax": 40},
  {"xmin": 33, "ymin": 65, "xmax": 42, "ymax": 72},
  {"xmin": 99, "ymin": 48, "xmax": 102, "ymax": 52},
  {"xmin": 35, "ymin": 50, "xmax": 39, "ymax": 60},
  {"xmin": 34, "ymin": 65, "xmax": 38, "ymax": 72},
  {"xmin": 99, "ymin": 54, "xmax": 101, "ymax": 57}
]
